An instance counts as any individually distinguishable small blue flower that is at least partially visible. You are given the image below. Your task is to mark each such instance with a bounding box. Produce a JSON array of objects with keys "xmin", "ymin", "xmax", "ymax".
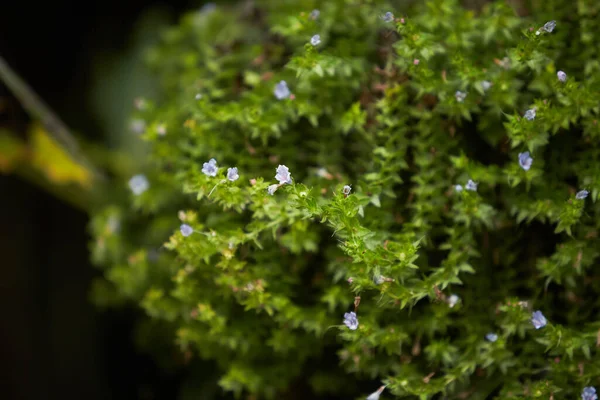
[
  {"xmin": 518, "ymin": 152, "xmax": 533, "ymax": 171},
  {"xmin": 227, "ymin": 167, "xmax": 239, "ymax": 182},
  {"xmin": 202, "ymin": 158, "xmax": 218, "ymax": 177},
  {"xmin": 576, "ymin": 190, "xmax": 589, "ymax": 200},
  {"xmin": 524, "ymin": 108, "xmax": 536, "ymax": 121},
  {"xmin": 542, "ymin": 20, "xmax": 556, "ymax": 33},
  {"xmin": 310, "ymin": 9, "xmax": 320, "ymax": 20},
  {"xmin": 582, "ymin": 387, "xmax": 598, "ymax": 400},
  {"xmin": 486, "ymin": 333, "xmax": 498, "ymax": 342},
  {"xmin": 455, "ymin": 184, "xmax": 463, "ymax": 192},
  {"xmin": 310, "ymin": 34, "xmax": 321, "ymax": 46},
  {"xmin": 180, "ymin": 224, "xmax": 194, "ymax": 237},
  {"xmin": 447, "ymin": 294, "xmax": 459, "ymax": 308},
  {"xmin": 381, "ymin": 11, "xmax": 394, "ymax": 22},
  {"xmin": 343, "ymin": 311, "xmax": 359, "ymax": 330},
  {"xmin": 275, "ymin": 165, "xmax": 292, "ymax": 184},
  {"xmin": 129, "ymin": 174, "xmax": 149, "ymax": 195},
  {"xmin": 465, "ymin": 180, "xmax": 478, "ymax": 192},
  {"xmin": 373, "ymin": 274, "xmax": 384, "ymax": 285},
  {"xmin": 531, "ymin": 310, "xmax": 547, "ymax": 329},
  {"xmin": 455, "ymin": 91, "xmax": 467, "ymax": 103},
  {"xmin": 367, "ymin": 386, "xmax": 386, "ymax": 400},
  {"xmin": 343, "ymin": 185, "xmax": 352, "ymax": 195},
  {"xmin": 481, "ymin": 81, "xmax": 492, "ymax": 91},
  {"xmin": 557, "ymin": 71, "xmax": 567, "ymax": 82},
  {"xmin": 274, "ymin": 80, "xmax": 291, "ymax": 100},
  {"xmin": 267, "ymin": 184, "xmax": 279, "ymax": 195}
]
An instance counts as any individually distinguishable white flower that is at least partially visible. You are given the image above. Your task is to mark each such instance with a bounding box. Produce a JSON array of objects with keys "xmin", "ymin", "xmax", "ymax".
[
  {"xmin": 343, "ymin": 185, "xmax": 352, "ymax": 195},
  {"xmin": 576, "ymin": 190, "xmax": 589, "ymax": 200},
  {"xmin": 275, "ymin": 165, "xmax": 292, "ymax": 184},
  {"xmin": 128, "ymin": 174, "xmax": 149, "ymax": 195},
  {"xmin": 267, "ymin": 184, "xmax": 279, "ymax": 195},
  {"xmin": 366, "ymin": 386, "xmax": 386, "ymax": 400},
  {"xmin": 310, "ymin": 34, "xmax": 321, "ymax": 46},
  {"xmin": 227, "ymin": 167, "xmax": 239, "ymax": 182},
  {"xmin": 202, "ymin": 158, "xmax": 218, "ymax": 177},
  {"xmin": 455, "ymin": 91, "xmax": 467, "ymax": 103},
  {"xmin": 524, "ymin": 108, "xmax": 536, "ymax": 121},
  {"xmin": 130, "ymin": 119, "xmax": 146, "ymax": 134},
  {"xmin": 481, "ymin": 80, "xmax": 492, "ymax": 91},
  {"xmin": 310, "ymin": 9, "xmax": 320, "ymax": 20},
  {"xmin": 455, "ymin": 184, "xmax": 463, "ymax": 192},
  {"xmin": 557, "ymin": 70, "xmax": 567, "ymax": 82},
  {"xmin": 274, "ymin": 81, "xmax": 291, "ymax": 100},
  {"xmin": 156, "ymin": 124, "xmax": 167, "ymax": 136},
  {"xmin": 195, "ymin": 93, "xmax": 203, "ymax": 100},
  {"xmin": 447, "ymin": 294, "xmax": 459, "ymax": 308},
  {"xmin": 465, "ymin": 180, "xmax": 478, "ymax": 192}
]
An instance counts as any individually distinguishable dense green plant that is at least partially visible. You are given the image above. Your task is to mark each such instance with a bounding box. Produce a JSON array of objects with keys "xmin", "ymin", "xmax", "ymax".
[{"xmin": 89, "ymin": 0, "xmax": 600, "ymax": 398}]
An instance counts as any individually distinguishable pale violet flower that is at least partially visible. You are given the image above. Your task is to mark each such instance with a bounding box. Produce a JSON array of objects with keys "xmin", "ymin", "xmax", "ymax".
[
  {"xmin": 156, "ymin": 124, "xmax": 167, "ymax": 136},
  {"xmin": 343, "ymin": 311, "xmax": 359, "ymax": 330},
  {"xmin": 582, "ymin": 387, "xmax": 598, "ymax": 400},
  {"xmin": 382, "ymin": 11, "xmax": 394, "ymax": 22},
  {"xmin": 447, "ymin": 294, "xmax": 459, "ymax": 308},
  {"xmin": 518, "ymin": 152, "xmax": 533, "ymax": 171},
  {"xmin": 557, "ymin": 70, "xmax": 567, "ymax": 82},
  {"xmin": 310, "ymin": 9, "xmax": 320, "ymax": 20},
  {"xmin": 275, "ymin": 165, "xmax": 292, "ymax": 184},
  {"xmin": 373, "ymin": 274, "xmax": 385, "ymax": 285},
  {"xmin": 486, "ymin": 333, "xmax": 498, "ymax": 342},
  {"xmin": 180, "ymin": 224, "xmax": 193, "ymax": 237},
  {"xmin": 481, "ymin": 80, "xmax": 492, "ymax": 91},
  {"xmin": 202, "ymin": 158, "xmax": 218, "ymax": 177},
  {"xmin": 455, "ymin": 184, "xmax": 463, "ymax": 192},
  {"xmin": 531, "ymin": 310, "xmax": 547, "ymax": 329},
  {"xmin": 542, "ymin": 20, "xmax": 556, "ymax": 33},
  {"xmin": 343, "ymin": 185, "xmax": 352, "ymax": 195},
  {"xmin": 274, "ymin": 80, "xmax": 291, "ymax": 100},
  {"xmin": 455, "ymin": 91, "xmax": 467, "ymax": 103},
  {"xmin": 195, "ymin": 93, "xmax": 203, "ymax": 100},
  {"xmin": 310, "ymin": 34, "xmax": 321, "ymax": 46},
  {"xmin": 524, "ymin": 108, "xmax": 536, "ymax": 121},
  {"xmin": 129, "ymin": 174, "xmax": 149, "ymax": 195},
  {"xmin": 576, "ymin": 190, "xmax": 589, "ymax": 200},
  {"xmin": 267, "ymin": 184, "xmax": 279, "ymax": 195},
  {"xmin": 130, "ymin": 119, "xmax": 146, "ymax": 134},
  {"xmin": 227, "ymin": 167, "xmax": 239, "ymax": 182},
  {"xmin": 465, "ymin": 180, "xmax": 478, "ymax": 192},
  {"xmin": 366, "ymin": 386, "xmax": 386, "ymax": 400}
]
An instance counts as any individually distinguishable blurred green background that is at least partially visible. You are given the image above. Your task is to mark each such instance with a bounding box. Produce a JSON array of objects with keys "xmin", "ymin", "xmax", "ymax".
[{"xmin": 0, "ymin": 1, "xmax": 237, "ymax": 399}]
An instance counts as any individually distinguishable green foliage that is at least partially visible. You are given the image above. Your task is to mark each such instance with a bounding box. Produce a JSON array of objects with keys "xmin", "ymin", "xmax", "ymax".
[{"xmin": 89, "ymin": 0, "xmax": 600, "ymax": 398}]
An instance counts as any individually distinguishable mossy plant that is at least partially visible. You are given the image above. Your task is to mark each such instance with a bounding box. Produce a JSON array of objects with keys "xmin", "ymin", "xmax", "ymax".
[{"xmin": 89, "ymin": 0, "xmax": 600, "ymax": 398}]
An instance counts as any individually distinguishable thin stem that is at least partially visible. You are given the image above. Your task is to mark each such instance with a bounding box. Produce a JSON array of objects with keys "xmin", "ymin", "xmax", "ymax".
[
  {"xmin": 0, "ymin": 56, "xmax": 105, "ymax": 183},
  {"xmin": 208, "ymin": 179, "xmax": 225, "ymax": 197}
]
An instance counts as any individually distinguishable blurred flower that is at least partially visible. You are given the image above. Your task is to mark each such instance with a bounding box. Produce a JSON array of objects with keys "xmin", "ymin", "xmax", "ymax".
[
  {"xmin": 576, "ymin": 190, "xmax": 589, "ymax": 200},
  {"xmin": 343, "ymin": 185, "xmax": 352, "ymax": 196},
  {"xmin": 267, "ymin": 184, "xmax": 279, "ymax": 195},
  {"xmin": 275, "ymin": 165, "xmax": 292, "ymax": 184},
  {"xmin": 310, "ymin": 34, "xmax": 321, "ymax": 46},
  {"xmin": 130, "ymin": 119, "xmax": 146, "ymax": 134},
  {"xmin": 195, "ymin": 93, "xmax": 203, "ymax": 100},
  {"xmin": 465, "ymin": 180, "xmax": 478, "ymax": 192},
  {"xmin": 343, "ymin": 311, "xmax": 359, "ymax": 330},
  {"xmin": 448, "ymin": 294, "xmax": 459, "ymax": 308},
  {"xmin": 518, "ymin": 152, "xmax": 533, "ymax": 171},
  {"xmin": 156, "ymin": 124, "xmax": 167, "ymax": 136},
  {"xmin": 274, "ymin": 81, "xmax": 291, "ymax": 100},
  {"xmin": 531, "ymin": 310, "xmax": 547, "ymax": 329},
  {"xmin": 180, "ymin": 224, "xmax": 193, "ymax": 237},
  {"xmin": 542, "ymin": 20, "xmax": 556, "ymax": 33},
  {"xmin": 129, "ymin": 174, "xmax": 149, "ymax": 195},
  {"xmin": 227, "ymin": 167, "xmax": 239, "ymax": 182},
  {"xmin": 367, "ymin": 386, "xmax": 386, "ymax": 400},
  {"xmin": 202, "ymin": 158, "xmax": 218, "ymax": 177},
  {"xmin": 582, "ymin": 387, "xmax": 597, "ymax": 400},
  {"xmin": 455, "ymin": 91, "xmax": 467, "ymax": 102},
  {"xmin": 481, "ymin": 80, "xmax": 492, "ymax": 91},
  {"xmin": 382, "ymin": 12, "xmax": 394, "ymax": 22},
  {"xmin": 486, "ymin": 333, "xmax": 498, "ymax": 342},
  {"xmin": 310, "ymin": 9, "xmax": 320, "ymax": 20},
  {"xmin": 455, "ymin": 184, "xmax": 463, "ymax": 192},
  {"xmin": 524, "ymin": 108, "xmax": 536, "ymax": 121},
  {"xmin": 557, "ymin": 70, "xmax": 567, "ymax": 82}
]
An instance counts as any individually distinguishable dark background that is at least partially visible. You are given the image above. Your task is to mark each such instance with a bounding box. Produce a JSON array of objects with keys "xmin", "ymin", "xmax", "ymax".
[{"xmin": 0, "ymin": 1, "xmax": 203, "ymax": 399}]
